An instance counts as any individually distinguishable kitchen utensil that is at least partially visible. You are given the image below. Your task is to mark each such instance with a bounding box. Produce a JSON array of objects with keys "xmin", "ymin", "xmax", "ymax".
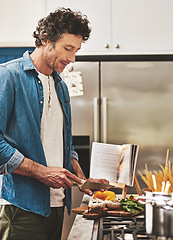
[
  {"xmin": 137, "ymin": 191, "xmax": 173, "ymax": 237},
  {"xmin": 152, "ymin": 199, "xmax": 173, "ymax": 237},
  {"xmin": 74, "ymin": 180, "xmax": 115, "ymax": 190},
  {"xmin": 72, "ymin": 205, "xmax": 143, "ymax": 220},
  {"xmin": 71, "ymin": 205, "xmax": 88, "ymax": 214}
]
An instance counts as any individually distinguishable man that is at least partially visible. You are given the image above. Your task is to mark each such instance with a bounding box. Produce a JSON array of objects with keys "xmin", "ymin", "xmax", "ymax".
[{"xmin": 0, "ymin": 8, "xmax": 109, "ymax": 240}]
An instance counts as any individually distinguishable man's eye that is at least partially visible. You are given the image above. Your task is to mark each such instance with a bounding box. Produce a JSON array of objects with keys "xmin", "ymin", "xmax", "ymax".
[{"xmin": 65, "ymin": 48, "xmax": 71, "ymax": 51}]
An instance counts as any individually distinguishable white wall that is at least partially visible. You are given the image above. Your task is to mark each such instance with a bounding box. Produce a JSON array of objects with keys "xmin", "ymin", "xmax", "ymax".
[{"xmin": 0, "ymin": 0, "xmax": 45, "ymax": 46}]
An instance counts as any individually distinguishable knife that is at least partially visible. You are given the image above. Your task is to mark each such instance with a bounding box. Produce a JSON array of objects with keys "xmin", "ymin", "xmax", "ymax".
[{"xmin": 74, "ymin": 180, "xmax": 115, "ymax": 190}]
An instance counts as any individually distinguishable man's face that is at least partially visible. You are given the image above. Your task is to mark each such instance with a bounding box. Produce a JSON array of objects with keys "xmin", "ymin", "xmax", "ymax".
[{"xmin": 43, "ymin": 33, "xmax": 82, "ymax": 73}]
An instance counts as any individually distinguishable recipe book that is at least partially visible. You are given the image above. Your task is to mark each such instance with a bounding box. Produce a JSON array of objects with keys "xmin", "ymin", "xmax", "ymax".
[{"xmin": 89, "ymin": 142, "xmax": 139, "ymax": 186}]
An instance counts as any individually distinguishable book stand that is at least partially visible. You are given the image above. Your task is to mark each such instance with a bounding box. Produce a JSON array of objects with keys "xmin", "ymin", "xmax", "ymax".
[
  {"xmin": 112, "ymin": 174, "xmax": 142, "ymax": 199},
  {"xmin": 111, "ymin": 183, "xmax": 128, "ymax": 199}
]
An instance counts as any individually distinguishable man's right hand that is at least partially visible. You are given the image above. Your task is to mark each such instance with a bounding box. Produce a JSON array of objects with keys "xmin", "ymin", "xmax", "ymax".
[
  {"xmin": 14, "ymin": 157, "xmax": 83, "ymax": 190},
  {"xmin": 37, "ymin": 166, "xmax": 83, "ymax": 189}
]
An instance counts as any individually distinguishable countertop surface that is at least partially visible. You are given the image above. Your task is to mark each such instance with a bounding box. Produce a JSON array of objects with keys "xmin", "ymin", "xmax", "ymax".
[
  {"xmin": 67, "ymin": 194, "xmax": 95, "ymax": 240},
  {"xmin": 67, "ymin": 193, "xmax": 138, "ymax": 240}
]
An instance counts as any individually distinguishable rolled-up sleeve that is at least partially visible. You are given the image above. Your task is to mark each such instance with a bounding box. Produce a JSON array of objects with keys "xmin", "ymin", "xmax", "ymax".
[
  {"xmin": 71, "ymin": 150, "xmax": 79, "ymax": 161},
  {"xmin": 0, "ymin": 149, "xmax": 24, "ymax": 174},
  {"xmin": 0, "ymin": 66, "xmax": 24, "ymax": 174}
]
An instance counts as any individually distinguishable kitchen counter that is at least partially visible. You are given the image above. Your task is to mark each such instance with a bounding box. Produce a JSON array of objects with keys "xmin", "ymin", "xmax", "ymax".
[
  {"xmin": 67, "ymin": 193, "xmax": 128, "ymax": 240},
  {"xmin": 67, "ymin": 194, "xmax": 97, "ymax": 240},
  {"xmin": 67, "ymin": 193, "xmax": 132, "ymax": 240},
  {"xmin": 67, "ymin": 193, "xmax": 172, "ymax": 240},
  {"xmin": 67, "ymin": 193, "xmax": 149, "ymax": 240}
]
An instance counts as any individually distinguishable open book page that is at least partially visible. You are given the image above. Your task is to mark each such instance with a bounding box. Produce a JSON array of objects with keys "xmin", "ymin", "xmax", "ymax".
[
  {"xmin": 117, "ymin": 144, "xmax": 131, "ymax": 185},
  {"xmin": 89, "ymin": 142, "xmax": 139, "ymax": 186},
  {"xmin": 131, "ymin": 145, "xmax": 139, "ymax": 185},
  {"xmin": 89, "ymin": 142, "xmax": 122, "ymax": 183}
]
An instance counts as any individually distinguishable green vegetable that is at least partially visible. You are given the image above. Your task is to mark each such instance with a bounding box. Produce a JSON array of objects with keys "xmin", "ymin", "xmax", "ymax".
[
  {"xmin": 120, "ymin": 198, "xmax": 144, "ymax": 214},
  {"xmin": 128, "ymin": 194, "xmax": 136, "ymax": 200}
]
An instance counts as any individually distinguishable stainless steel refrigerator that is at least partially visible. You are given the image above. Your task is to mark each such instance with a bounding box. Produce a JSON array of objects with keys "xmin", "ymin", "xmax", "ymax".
[
  {"xmin": 63, "ymin": 59, "xmax": 173, "ymax": 192},
  {"xmin": 61, "ymin": 58, "xmax": 173, "ymax": 239}
]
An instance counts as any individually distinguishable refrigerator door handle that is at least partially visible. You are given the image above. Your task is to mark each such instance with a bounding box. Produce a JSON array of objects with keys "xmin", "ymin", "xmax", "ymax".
[
  {"xmin": 102, "ymin": 97, "xmax": 107, "ymax": 143},
  {"xmin": 94, "ymin": 97, "xmax": 99, "ymax": 142}
]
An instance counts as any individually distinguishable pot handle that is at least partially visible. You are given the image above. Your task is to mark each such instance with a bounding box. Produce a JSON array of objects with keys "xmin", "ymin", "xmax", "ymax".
[
  {"xmin": 136, "ymin": 196, "xmax": 155, "ymax": 204},
  {"xmin": 136, "ymin": 195, "xmax": 170, "ymax": 205}
]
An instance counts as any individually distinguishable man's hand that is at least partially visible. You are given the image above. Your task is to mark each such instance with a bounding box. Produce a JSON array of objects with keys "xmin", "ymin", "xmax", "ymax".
[
  {"xmin": 79, "ymin": 178, "xmax": 110, "ymax": 196},
  {"xmin": 71, "ymin": 158, "xmax": 110, "ymax": 196},
  {"xmin": 37, "ymin": 166, "xmax": 83, "ymax": 189},
  {"xmin": 14, "ymin": 157, "xmax": 83, "ymax": 190}
]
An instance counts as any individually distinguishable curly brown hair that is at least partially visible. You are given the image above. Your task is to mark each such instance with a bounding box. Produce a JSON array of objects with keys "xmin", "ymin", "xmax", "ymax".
[{"xmin": 33, "ymin": 7, "xmax": 91, "ymax": 47}]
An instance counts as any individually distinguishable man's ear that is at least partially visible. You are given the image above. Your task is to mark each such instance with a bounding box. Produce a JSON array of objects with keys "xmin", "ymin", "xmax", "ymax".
[{"xmin": 41, "ymin": 33, "xmax": 48, "ymax": 46}]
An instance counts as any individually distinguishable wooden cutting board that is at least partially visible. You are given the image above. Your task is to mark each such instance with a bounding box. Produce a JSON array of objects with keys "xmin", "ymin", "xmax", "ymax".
[
  {"xmin": 72, "ymin": 205, "xmax": 143, "ymax": 220},
  {"xmin": 72, "ymin": 205, "xmax": 107, "ymax": 219},
  {"xmin": 71, "ymin": 205, "xmax": 89, "ymax": 214},
  {"xmin": 106, "ymin": 210, "xmax": 141, "ymax": 217}
]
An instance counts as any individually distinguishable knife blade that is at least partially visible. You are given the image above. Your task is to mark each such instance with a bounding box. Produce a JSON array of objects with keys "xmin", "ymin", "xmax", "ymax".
[{"xmin": 78, "ymin": 181, "xmax": 115, "ymax": 190}]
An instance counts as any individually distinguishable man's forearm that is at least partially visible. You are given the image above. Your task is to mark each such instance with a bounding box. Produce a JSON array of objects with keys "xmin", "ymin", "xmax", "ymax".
[
  {"xmin": 14, "ymin": 157, "xmax": 83, "ymax": 189},
  {"xmin": 71, "ymin": 158, "xmax": 86, "ymax": 180},
  {"xmin": 14, "ymin": 157, "xmax": 47, "ymax": 180}
]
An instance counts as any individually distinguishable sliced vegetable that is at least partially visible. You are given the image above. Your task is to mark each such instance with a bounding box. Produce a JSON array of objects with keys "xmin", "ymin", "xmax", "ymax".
[
  {"xmin": 120, "ymin": 198, "xmax": 144, "ymax": 214},
  {"xmin": 93, "ymin": 190, "xmax": 116, "ymax": 201}
]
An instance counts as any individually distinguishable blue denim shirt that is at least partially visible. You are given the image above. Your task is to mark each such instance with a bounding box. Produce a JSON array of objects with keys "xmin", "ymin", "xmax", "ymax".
[{"xmin": 0, "ymin": 51, "xmax": 78, "ymax": 216}]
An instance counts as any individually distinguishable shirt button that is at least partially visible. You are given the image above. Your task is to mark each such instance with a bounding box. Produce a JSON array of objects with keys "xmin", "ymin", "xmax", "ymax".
[
  {"xmin": 38, "ymin": 80, "xmax": 41, "ymax": 84},
  {"xmin": 40, "ymin": 101, "xmax": 43, "ymax": 104}
]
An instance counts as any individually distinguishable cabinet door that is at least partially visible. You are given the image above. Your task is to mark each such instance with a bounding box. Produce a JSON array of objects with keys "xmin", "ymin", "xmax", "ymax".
[
  {"xmin": 46, "ymin": 0, "xmax": 112, "ymax": 54},
  {"xmin": 112, "ymin": 0, "xmax": 173, "ymax": 54}
]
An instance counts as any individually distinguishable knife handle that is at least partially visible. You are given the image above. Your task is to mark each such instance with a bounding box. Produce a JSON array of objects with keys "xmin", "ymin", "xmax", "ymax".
[{"xmin": 71, "ymin": 179, "xmax": 86, "ymax": 188}]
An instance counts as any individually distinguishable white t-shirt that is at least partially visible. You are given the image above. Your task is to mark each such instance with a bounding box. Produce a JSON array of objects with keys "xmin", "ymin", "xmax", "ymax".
[
  {"xmin": 0, "ymin": 72, "xmax": 65, "ymax": 207},
  {"xmin": 39, "ymin": 72, "xmax": 65, "ymax": 207}
]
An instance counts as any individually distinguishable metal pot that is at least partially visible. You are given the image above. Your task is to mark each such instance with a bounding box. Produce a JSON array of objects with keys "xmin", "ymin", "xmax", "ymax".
[
  {"xmin": 153, "ymin": 204, "xmax": 173, "ymax": 237},
  {"xmin": 138, "ymin": 191, "xmax": 173, "ymax": 237}
]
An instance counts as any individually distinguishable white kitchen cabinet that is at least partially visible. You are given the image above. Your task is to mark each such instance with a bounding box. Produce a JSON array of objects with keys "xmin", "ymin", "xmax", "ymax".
[
  {"xmin": 0, "ymin": 0, "xmax": 45, "ymax": 47},
  {"xmin": 112, "ymin": 0, "xmax": 173, "ymax": 54},
  {"xmin": 46, "ymin": 0, "xmax": 112, "ymax": 54},
  {"xmin": 1, "ymin": 0, "xmax": 173, "ymax": 52},
  {"xmin": 46, "ymin": 0, "xmax": 173, "ymax": 55}
]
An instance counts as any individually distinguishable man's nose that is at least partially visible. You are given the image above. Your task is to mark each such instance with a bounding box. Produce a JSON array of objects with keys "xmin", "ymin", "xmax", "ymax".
[{"xmin": 68, "ymin": 52, "xmax": 76, "ymax": 63}]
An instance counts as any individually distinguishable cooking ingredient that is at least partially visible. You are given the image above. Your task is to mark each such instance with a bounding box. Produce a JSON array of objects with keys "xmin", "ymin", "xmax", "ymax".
[
  {"xmin": 120, "ymin": 198, "xmax": 144, "ymax": 214},
  {"xmin": 93, "ymin": 191, "xmax": 104, "ymax": 200},
  {"xmin": 102, "ymin": 191, "xmax": 116, "ymax": 200},
  {"xmin": 93, "ymin": 190, "xmax": 116, "ymax": 201},
  {"xmin": 105, "ymin": 199, "xmax": 121, "ymax": 210},
  {"xmin": 138, "ymin": 149, "xmax": 173, "ymax": 193},
  {"xmin": 128, "ymin": 194, "xmax": 137, "ymax": 201},
  {"xmin": 88, "ymin": 198, "xmax": 105, "ymax": 211}
]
